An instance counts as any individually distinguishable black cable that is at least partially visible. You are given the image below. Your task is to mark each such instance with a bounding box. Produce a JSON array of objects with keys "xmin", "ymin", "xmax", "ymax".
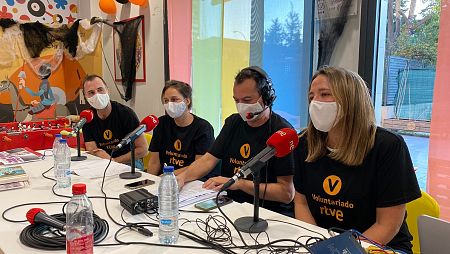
[
  {"xmin": 19, "ymin": 213, "xmax": 109, "ymax": 251},
  {"xmin": 41, "ymin": 165, "xmax": 120, "ymax": 201},
  {"xmin": 267, "ymin": 219, "xmax": 328, "ymax": 240},
  {"xmin": 216, "ymin": 191, "xmax": 249, "ymax": 247},
  {"xmin": 99, "ymin": 150, "xmax": 127, "ymax": 227},
  {"xmin": 143, "ymin": 204, "xmax": 316, "ymax": 253}
]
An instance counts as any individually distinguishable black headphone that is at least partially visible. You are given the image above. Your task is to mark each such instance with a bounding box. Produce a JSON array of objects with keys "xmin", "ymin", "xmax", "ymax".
[
  {"xmin": 244, "ymin": 66, "xmax": 276, "ymax": 107},
  {"xmin": 241, "ymin": 66, "xmax": 276, "ymax": 120}
]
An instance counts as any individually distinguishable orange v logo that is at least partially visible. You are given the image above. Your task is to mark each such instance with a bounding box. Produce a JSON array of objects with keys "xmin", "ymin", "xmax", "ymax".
[{"xmin": 323, "ymin": 175, "xmax": 342, "ymax": 196}]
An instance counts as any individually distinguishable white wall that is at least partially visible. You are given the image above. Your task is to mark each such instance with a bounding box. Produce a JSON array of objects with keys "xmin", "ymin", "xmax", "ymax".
[{"xmin": 78, "ymin": 0, "xmax": 165, "ymax": 120}]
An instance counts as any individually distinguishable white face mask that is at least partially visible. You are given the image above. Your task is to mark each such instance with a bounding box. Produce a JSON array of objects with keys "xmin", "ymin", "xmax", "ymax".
[
  {"xmin": 236, "ymin": 100, "xmax": 265, "ymax": 122},
  {"xmin": 87, "ymin": 93, "xmax": 110, "ymax": 110},
  {"xmin": 164, "ymin": 101, "xmax": 187, "ymax": 119},
  {"xmin": 309, "ymin": 100, "xmax": 339, "ymax": 132}
]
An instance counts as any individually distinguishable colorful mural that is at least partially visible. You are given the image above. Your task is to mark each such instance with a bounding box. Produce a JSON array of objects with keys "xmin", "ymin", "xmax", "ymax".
[
  {"xmin": 0, "ymin": 1, "xmax": 105, "ymax": 123},
  {"xmin": 0, "ymin": 8, "xmax": 103, "ymax": 123},
  {"xmin": 1, "ymin": 0, "xmax": 78, "ymax": 24}
]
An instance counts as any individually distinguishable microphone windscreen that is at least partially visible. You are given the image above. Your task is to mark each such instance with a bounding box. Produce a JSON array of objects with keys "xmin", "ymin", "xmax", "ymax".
[
  {"xmin": 26, "ymin": 208, "xmax": 45, "ymax": 224},
  {"xmin": 79, "ymin": 109, "xmax": 94, "ymax": 123},
  {"xmin": 60, "ymin": 130, "xmax": 71, "ymax": 136},
  {"xmin": 266, "ymin": 128, "xmax": 299, "ymax": 157},
  {"xmin": 140, "ymin": 115, "xmax": 159, "ymax": 132}
]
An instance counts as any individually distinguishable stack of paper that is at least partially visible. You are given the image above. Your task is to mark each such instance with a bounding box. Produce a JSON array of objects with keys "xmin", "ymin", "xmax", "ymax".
[
  {"xmin": 179, "ymin": 180, "xmax": 224, "ymax": 208},
  {"xmin": 71, "ymin": 159, "xmax": 131, "ymax": 178}
]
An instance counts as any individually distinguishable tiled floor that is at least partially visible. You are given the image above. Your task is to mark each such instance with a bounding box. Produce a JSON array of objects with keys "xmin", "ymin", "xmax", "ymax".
[{"xmin": 402, "ymin": 135, "xmax": 429, "ymax": 190}]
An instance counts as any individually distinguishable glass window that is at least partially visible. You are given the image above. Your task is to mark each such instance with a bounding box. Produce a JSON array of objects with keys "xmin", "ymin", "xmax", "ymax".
[{"xmin": 375, "ymin": 0, "xmax": 450, "ymax": 220}]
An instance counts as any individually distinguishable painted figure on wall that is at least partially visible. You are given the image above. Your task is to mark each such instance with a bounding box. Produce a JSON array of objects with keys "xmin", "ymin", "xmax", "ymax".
[{"xmin": 22, "ymin": 63, "xmax": 55, "ymax": 122}]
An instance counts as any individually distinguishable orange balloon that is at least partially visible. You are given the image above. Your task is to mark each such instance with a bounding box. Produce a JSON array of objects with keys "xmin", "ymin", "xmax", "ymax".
[
  {"xmin": 99, "ymin": 0, "xmax": 117, "ymax": 14},
  {"xmin": 129, "ymin": 0, "xmax": 147, "ymax": 6}
]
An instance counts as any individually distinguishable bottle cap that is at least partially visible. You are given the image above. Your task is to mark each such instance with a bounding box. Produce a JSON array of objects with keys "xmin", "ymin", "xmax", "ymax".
[
  {"xmin": 163, "ymin": 166, "xmax": 174, "ymax": 173},
  {"xmin": 55, "ymin": 134, "xmax": 62, "ymax": 138},
  {"xmin": 72, "ymin": 183, "xmax": 87, "ymax": 195},
  {"xmin": 60, "ymin": 139, "xmax": 67, "ymax": 143}
]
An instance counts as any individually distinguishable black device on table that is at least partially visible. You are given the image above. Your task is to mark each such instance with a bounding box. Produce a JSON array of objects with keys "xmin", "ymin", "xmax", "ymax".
[
  {"xmin": 194, "ymin": 196, "xmax": 233, "ymax": 211},
  {"xmin": 124, "ymin": 179, "xmax": 155, "ymax": 189}
]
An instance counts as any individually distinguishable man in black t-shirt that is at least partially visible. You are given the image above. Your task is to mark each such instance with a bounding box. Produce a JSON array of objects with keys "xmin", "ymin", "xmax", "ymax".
[
  {"xmin": 81, "ymin": 75, "xmax": 148, "ymax": 168},
  {"xmin": 177, "ymin": 67, "xmax": 296, "ymax": 215}
]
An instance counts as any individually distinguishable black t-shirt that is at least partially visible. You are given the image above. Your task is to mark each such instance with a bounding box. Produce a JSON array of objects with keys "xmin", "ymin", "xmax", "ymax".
[
  {"xmin": 210, "ymin": 113, "xmax": 296, "ymax": 215},
  {"xmin": 149, "ymin": 114, "xmax": 214, "ymax": 175},
  {"xmin": 294, "ymin": 127, "xmax": 421, "ymax": 253},
  {"xmin": 82, "ymin": 101, "xmax": 140, "ymax": 158}
]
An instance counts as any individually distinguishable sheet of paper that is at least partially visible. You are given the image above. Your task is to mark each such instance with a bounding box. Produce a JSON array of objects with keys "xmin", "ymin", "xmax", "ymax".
[
  {"xmin": 71, "ymin": 159, "xmax": 131, "ymax": 178},
  {"xmin": 179, "ymin": 180, "xmax": 223, "ymax": 208}
]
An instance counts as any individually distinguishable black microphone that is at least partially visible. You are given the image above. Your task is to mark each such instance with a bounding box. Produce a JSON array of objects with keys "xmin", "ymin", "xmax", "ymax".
[
  {"xmin": 115, "ymin": 115, "xmax": 159, "ymax": 150},
  {"xmin": 246, "ymin": 107, "xmax": 268, "ymax": 120},
  {"xmin": 115, "ymin": 124, "xmax": 146, "ymax": 150},
  {"xmin": 26, "ymin": 208, "xmax": 66, "ymax": 231},
  {"xmin": 220, "ymin": 128, "xmax": 299, "ymax": 191},
  {"xmin": 72, "ymin": 109, "xmax": 94, "ymax": 134}
]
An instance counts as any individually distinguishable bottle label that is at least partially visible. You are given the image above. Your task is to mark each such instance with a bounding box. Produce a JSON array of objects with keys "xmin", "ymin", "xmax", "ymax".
[
  {"xmin": 160, "ymin": 219, "xmax": 172, "ymax": 225},
  {"xmin": 66, "ymin": 233, "xmax": 94, "ymax": 254}
]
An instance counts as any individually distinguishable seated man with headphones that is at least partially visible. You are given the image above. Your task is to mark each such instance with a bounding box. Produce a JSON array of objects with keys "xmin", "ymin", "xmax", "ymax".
[{"xmin": 177, "ymin": 66, "xmax": 296, "ymax": 216}]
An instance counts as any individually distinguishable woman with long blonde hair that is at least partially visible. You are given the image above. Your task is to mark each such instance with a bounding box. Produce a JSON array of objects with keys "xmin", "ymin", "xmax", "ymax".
[{"xmin": 294, "ymin": 67, "xmax": 421, "ymax": 253}]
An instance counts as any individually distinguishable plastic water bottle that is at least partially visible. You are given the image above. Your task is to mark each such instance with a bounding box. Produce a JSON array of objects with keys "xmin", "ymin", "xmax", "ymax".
[
  {"xmin": 52, "ymin": 133, "xmax": 62, "ymax": 155},
  {"xmin": 55, "ymin": 139, "xmax": 71, "ymax": 188},
  {"xmin": 158, "ymin": 166, "xmax": 179, "ymax": 244},
  {"xmin": 52, "ymin": 134, "xmax": 62, "ymax": 178},
  {"xmin": 66, "ymin": 183, "xmax": 94, "ymax": 254}
]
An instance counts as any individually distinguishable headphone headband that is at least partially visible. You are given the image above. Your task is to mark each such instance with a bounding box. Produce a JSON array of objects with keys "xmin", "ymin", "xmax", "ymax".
[{"xmin": 243, "ymin": 66, "xmax": 276, "ymax": 107}]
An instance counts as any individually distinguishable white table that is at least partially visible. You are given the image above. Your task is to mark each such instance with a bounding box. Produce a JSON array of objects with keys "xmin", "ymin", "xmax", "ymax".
[{"xmin": 0, "ymin": 150, "xmax": 357, "ymax": 253}]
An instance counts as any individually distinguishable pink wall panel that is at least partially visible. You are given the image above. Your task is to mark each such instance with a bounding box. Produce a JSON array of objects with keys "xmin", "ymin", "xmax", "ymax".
[
  {"xmin": 167, "ymin": 0, "xmax": 192, "ymax": 84},
  {"xmin": 428, "ymin": 0, "xmax": 450, "ymax": 221}
]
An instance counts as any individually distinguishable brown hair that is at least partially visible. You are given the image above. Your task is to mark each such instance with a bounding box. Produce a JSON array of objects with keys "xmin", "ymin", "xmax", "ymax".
[
  {"xmin": 305, "ymin": 66, "xmax": 377, "ymax": 166},
  {"xmin": 161, "ymin": 80, "xmax": 193, "ymax": 109},
  {"xmin": 81, "ymin": 74, "xmax": 108, "ymax": 100}
]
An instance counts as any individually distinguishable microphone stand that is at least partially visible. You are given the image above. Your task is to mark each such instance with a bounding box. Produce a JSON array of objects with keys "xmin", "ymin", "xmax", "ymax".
[
  {"xmin": 71, "ymin": 130, "xmax": 87, "ymax": 161},
  {"xmin": 234, "ymin": 161, "xmax": 268, "ymax": 233},
  {"xmin": 119, "ymin": 141, "xmax": 142, "ymax": 179}
]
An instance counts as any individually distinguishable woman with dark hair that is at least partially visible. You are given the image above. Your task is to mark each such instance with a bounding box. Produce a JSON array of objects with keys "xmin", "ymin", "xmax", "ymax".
[
  {"xmin": 294, "ymin": 66, "xmax": 421, "ymax": 253},
  {"xmin": 147, "ymin": 80, "xmax": 215, "ymax": 176}
]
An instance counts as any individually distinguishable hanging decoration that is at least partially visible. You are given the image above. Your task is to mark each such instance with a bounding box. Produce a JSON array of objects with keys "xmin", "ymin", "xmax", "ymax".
[
  {"xmin": 112, "ymin": 15, "xmax": 144, "ymax": 101},
  {"xmin": 316, "ymin": 0, "xmax": 353, "ymax": 69},
  {"xmin": 0, "ymin": 19, "xmax": 101, "ymax": 72},
  {"xmin": 129, "ymin": 0, "xmax": 147, "ymax": 7},
  {"xmin": 99, "ymin": 0, "xmax": 117, "ymax": 14}
]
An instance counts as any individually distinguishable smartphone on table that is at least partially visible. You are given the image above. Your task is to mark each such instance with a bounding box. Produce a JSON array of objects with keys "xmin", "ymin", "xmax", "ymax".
[
  {"xmin": 124, "ymin": 179, "xmax": 155, "ymax": 189},
  {"xmin": 194, "ymin": 196, "xmax": 233, "ymax": 211}
]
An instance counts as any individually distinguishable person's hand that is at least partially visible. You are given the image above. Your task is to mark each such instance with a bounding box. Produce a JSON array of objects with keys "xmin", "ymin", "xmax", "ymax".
[
  {"xmin": 202, "ymin": 176, "xmax": 238, "ymax": 191},
  {"xmin": 31, "ymin": 100, "xmax": 39, "ymax": 107},
  {"xmin": 176, "ymin": 174, "xmax": 185, "ymax": 189},
  {"xmin": 65, "ymin": 115, "xmax": 80, "ymax": 124},
  {"xmin": 19, "ymin": 79, "xmax": 25, "ymax": 88}
]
